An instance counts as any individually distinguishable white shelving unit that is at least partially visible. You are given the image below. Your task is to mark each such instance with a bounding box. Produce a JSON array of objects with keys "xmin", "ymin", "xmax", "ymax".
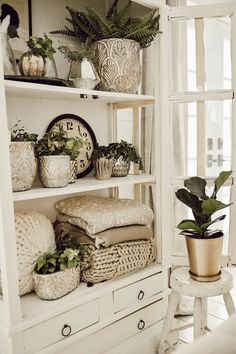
[{"xmin": 0, "ymin": 1, "xmax": 172, "ymax": 354}]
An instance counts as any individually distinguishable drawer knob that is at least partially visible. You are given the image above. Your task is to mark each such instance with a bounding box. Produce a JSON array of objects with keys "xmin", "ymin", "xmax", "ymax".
[
  {"xmin": 137, "ymin": 320, "xmax": 145, "ymax": 331},
  {"xmin": 61, "ymin": 324, "xmax": 72, "ymax": 337},
  {"xmin": 137, "ymin": 290, "xmax": 145, "ymax": 300}
]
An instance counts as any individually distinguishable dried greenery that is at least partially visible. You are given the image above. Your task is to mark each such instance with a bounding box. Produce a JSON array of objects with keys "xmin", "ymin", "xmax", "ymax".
[
  {"xmin": 35, "ymin": 248, "xmax": 81, "ymax": 275},
  {"xmin": 51, "ymin": 0, "xmax": 160, "ymax": 49},
  {"xmin": 176, "ymin": 171, "xmax": 233, "ymax": 239},
  {"xmin": 11, "ymin": 121, "xmax": 38, "ymax": 142},
  {"xmin": 35, "ymin": 126, "xmax": 83, "ymax": 159},
  {"xmin": 27, "ymin": 34, "xmax": 56, "ymax": 59}
]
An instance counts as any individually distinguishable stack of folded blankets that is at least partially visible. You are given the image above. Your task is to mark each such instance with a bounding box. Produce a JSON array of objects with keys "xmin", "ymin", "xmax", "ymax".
[{"xmin": 54, "ymin": 195, "xmax": 157, "ymax": 284}]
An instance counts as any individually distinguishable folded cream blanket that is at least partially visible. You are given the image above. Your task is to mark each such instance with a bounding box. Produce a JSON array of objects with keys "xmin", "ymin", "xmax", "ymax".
[
  {"xmin": 55, "ymin": 195, "xmax": 154, "ymax": 235},
  {"xmin": 54, "ymin": 222, "xmax": 153, "ymax": 248}
]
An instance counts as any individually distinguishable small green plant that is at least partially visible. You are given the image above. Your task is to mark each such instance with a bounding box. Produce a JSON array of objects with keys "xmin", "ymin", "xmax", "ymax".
[
  {"xmin": 35, "ymin": 126, "xmax": 83, "ymax": 159},
  {"xmin": 108, "ymin": 140, "xmax": 143, "ymax": 170},
  {"xmin": 35, "ymin": 248, "xmax": 81, "ymax": 275},
  {"xmin": 91, "ymin": 144, "xmax": 116, "ymax": 160},
  {"xmin": 58, "ymin": 40, "xmax": 96, "ymax": 64},
  {"xmin": 27, "ymin": 34, "xmax": 56, "ymax": 59},
  {"xmin": 175, "ymin": 171, "xmax": 233, "ymax": 239},
  {"xmin": 51, "ymin": 0, "xmax": 160, "ymax": 49},
  {"xmin": 11, "ymin": 121, "xmax": 38, "ymax": 142}
]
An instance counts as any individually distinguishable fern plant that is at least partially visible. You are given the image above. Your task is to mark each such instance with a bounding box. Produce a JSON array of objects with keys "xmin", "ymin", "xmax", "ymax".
[{"xmin": 51, "ymin": 0, "xmax": 160, "ymax": 49}]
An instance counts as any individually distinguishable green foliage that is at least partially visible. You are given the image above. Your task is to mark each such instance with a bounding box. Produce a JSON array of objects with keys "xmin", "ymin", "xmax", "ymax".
[
  {"xmin": 35, "ymin": 126, "xmax": 83, "ymax": 159},
  {"xmin": 27, "ymin": 34, "xmax": 56, "ymax": 59},
  {"xmin": 108, "ymin": 140, "xmax": 143, "ymax": 170},
  {"xmin": 91, "ymin": 144, "xmax": 116, "ymax": 160},
  {"xmin": 58, "ymin": 40, "xmax": 97, "ymax": 64},
  {"xmin": 35, "ymin": 248, "xmax": 81, "ymax": 275},
  {"xmin": 51, "ymin": 0, "xmax": 160, "ymax": 49},
  {"xmin": 176, "ymin": 171, "xmax": 233, "ymax": 239},
  {"xmin": 11, "ymin": 120, "xmax": 38, "ymax": 142}
]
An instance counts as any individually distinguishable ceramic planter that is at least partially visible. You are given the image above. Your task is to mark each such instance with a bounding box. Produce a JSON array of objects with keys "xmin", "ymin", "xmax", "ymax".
[
  {"xmin": 93, "ymin": 158, "xmax": 115, "ymax": 180},
  {"xmin": 33, "ymin": 266, "xmax": 80, "ymax": 300},
  {"xmin": 112, "ymin": 157, "xmax": 131, "ymax": 177},
  {"xmin": 69, "ymin": 160, "xmax": 77, "ymax": 184},
  {"xmin": 19, "ymin": 53, "xmax": 47, "ymax": 76},
  {"xmin": 185, "ymin": 235, "xmax": 223, "ymax": 282},
  {"xmin": 94, "ymin": 38, "xmax": 141, "ymax": 93},
  {"xmin": 10, "ymin": 141, "xmax": 37, "ymax": 192},
  {"xmin": 38, "ymin": 155, "xmax": 71, "ymax": 188}
]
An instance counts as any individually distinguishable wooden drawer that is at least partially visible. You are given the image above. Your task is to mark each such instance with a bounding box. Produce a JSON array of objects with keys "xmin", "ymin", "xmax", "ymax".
[
  {"xmin": 24, "ymin": 299, "xmax": 99, "ymax": 353},
  {"xmin": 113, "ymin": 272, "xmax": 163, "ymax": 312},
  {"xmin": 57, "ymin": 298, "xmax": 166, "ymax": 354}
]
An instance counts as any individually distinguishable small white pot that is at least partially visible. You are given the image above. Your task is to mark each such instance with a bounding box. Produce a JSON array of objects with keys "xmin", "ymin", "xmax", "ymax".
[
  {"xmin": 39, "ymin": 155, "xmax": 71, "ymax": 188},
  {"xmin": 33, "ymin": 266, "xmax": 80, "ymax": 300}
]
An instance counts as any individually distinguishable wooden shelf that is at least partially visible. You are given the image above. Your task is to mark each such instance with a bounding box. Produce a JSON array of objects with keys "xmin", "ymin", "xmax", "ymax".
[
  {"xmin": 5, "ymin": 80, "xmax": 155, "ymax": 107},
  {"xmin": 13, "ymin": 174, "xmax": 155, "ymax": 202},
  {"xmin": 131, "ymin": 0, "xmax": 165, "ymax": 8}
]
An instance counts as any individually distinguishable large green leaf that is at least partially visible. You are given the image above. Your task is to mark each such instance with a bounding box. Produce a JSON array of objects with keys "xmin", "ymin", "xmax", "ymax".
[
  {"xmin": 200, "ymin": 214, "xmax": 226, "ymax": 231},
  {"xmin": 184, "ymin": 177, "xmax": 208, "ymax": 200},
  {"xmin": 176, "ymin": 219, "xmax": 202, "ymax": 233},
  {"xmin": 175, "ymin": 189, "xmax": 202, "ymax": 213},
  {"xmin": 211, "ymin": 170, "xmax": 232, "ymax": 199},
  {"xmin": 202, "ymin": 199, "xmax": 232, "ymax": 217}
]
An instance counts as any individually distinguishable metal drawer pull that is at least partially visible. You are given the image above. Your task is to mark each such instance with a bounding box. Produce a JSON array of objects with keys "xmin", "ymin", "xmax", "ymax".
[
  {"xmin": 137, "ymin": 290, "xmax": 145, "ymax": 300},
  {"xmin": 61, "ymin": 324, "xmax": 72, "ymax": 337},
  {"xmin": 137, "ymin": 320, "xmax": 145, "ymax": 331}
]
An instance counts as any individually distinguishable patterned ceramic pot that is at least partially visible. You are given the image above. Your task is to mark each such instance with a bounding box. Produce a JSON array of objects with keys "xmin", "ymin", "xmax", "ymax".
[
  {"xmin": 69, "ymin": 159, "xmax": 77, "ymax": 184},
  {"xmin": 112, "ymin": 157, "xmax": 131, "ymax": 177},
  {"xmin": 19, "ymin": 53, "xmax": 47, "ymax": 77},
  {"xmin": 10, "ymin": 141, "xmax": 37, "ymax": 192},
  {"xmin": 33, "ymin": 266, "xmax": 80, "ymax": 300},
  {"xmin": 93, "ymin": 158, "xmax": 115, "ymax": 180},
  {"xmin": 39, "ymin": 155, "xmax": 71, "ymax": 188},
  {"xmin": 94, "ymin": 38, "xmax": 141, "ymax": 93}
]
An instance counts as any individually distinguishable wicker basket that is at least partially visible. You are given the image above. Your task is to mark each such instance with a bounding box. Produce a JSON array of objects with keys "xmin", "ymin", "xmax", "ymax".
[
  {"xmin": 0, "ymin": 212, "xmax": 56, "ymax": 296},
  {"xmin": 33, "ymin": 266, "xmax": 80, "ymax": 300}
]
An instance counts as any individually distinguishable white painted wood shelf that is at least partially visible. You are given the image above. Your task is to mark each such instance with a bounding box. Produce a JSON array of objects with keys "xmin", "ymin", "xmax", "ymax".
[
  {"xmin": 4, "ymin": 80, "xmax": 155, "ymax": 107},
  {"xmin": 13, "ymin": 174, "xmax": 156, "ymax": 201}
]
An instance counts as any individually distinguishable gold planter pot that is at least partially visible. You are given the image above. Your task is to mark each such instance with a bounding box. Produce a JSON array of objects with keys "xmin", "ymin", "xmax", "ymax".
[{"xmin": 185, "ymin": 235, "xmax": 223, "ymax": 282}]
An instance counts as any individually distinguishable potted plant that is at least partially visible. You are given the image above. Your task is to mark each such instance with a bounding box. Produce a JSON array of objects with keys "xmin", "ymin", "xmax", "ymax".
[
  {"xmin": 35, "ymin": 127, "xmax": 83, "ymax": 188},
  {"xmin": 58, "ymin": 43, "xmax": 100, "ymax": 89},
  {"xmin": 19, "ymin": 34, "xmax": 57, "ymax": 77},
  {"xmin": 51, "ymin": 0, "xmax": 160, "ymax": 93},
  {"xmin": 33, "ymin": 248, "xmax": 81, "ymax": 300},
  {"xmin": 64, "ymin": 136, "xmax": 84, "ymax": 183},
  {"xmin": 91, "ymin": 145, "xmax": 115, "ymax": 180},
  {"xmin": 10, "ymin": 121, "xmax": 38, "ymax": 192},
  {"xmin": 175, "ymin": 170, "xmax": 233, "ymax": 282},
  {"xmin": 108, "ymin": 140, "xmax": 143, "ymax": 177}
]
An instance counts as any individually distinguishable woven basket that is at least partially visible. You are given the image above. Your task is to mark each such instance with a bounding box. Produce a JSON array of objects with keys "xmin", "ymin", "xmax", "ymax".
[
  {"xmin": 33, "ymin": 266, "xmax": 80, "ymax": 300},
  {"xmin": 1, "ymin": 212, "xmax": 56, "ymax": 296},
  {"xmin": 81, "ymin": 239, "xmax": 157, "ymax": 283}
]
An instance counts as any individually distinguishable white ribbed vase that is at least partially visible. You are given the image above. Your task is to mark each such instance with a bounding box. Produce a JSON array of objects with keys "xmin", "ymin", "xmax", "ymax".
[
  {"xmin": 33, "ymin": 266, "xmax": 80, "ymax": 300},
  {"xmin": 39, "ymin": 155, "xmax": 71, "ymax": 188},
  {"xmin": 10, "ymin": 141, "xmax": 37, "ymax": 191}
]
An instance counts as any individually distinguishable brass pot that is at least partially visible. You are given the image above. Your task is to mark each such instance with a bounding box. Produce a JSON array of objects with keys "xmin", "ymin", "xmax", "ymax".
[{"xmin": 185, "ymin": 235, "xmax": 223, "ymax": 282}]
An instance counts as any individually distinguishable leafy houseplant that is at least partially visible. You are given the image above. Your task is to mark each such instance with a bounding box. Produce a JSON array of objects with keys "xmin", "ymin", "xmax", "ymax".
[
  {"xmin": 10, "ymin": 121, "xmax": 38, "ymax": 192},
  {"xmin": 51, "ymin": 0, "xmax": 160, "ymax": 93},
  {"xmin": 108, "ymin": 140, "xmax": 143, "ymax": 176},
  {"xmin": 91, "ymin": 145, "xmax": 116, "ymax": 180},
  {"xmin": 35, "ymin": 127, "xmax": 83, "ymax": 187},
  {"xmin": 175, "ymin": 170, "xmax": 233, "ymax": 282},
  {"xmin": 19, "ymin": 34, "xmax": 57, "ymax": 77},
  {"xmin": 33, "ymin": 248, "xmax": 81, "ymax": 300}
]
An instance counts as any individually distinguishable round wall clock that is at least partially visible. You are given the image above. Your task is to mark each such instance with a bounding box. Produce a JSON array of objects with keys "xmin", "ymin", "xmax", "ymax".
[{"xmin": 46, "ymin": 113, "xmax": 97, "ymax": 178}]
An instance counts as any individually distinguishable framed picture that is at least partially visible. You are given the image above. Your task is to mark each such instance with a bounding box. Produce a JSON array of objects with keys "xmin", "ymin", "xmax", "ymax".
[{"xmin": 0, "ymin": 0, "xmax": 32, "ymax": 60}]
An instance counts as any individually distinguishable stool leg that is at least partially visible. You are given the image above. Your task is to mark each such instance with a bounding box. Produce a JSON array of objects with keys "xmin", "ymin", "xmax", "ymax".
[
  {"xmin": 223, "ymin": 292, "xmax": 235, "ymax": 316},
  {"xmin": 201, "ymin": 297, "xmax": 208, "ymax": 335},
  {"xmin": 194, "ymin": 297, "xmax": 202, "ymax": 338},
  {"xmin": 157, "ymin": 291, "xmax": 180, "ymax": 354}
]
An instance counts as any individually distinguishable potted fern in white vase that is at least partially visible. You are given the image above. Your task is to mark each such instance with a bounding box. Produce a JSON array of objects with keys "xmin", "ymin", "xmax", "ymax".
[{"xmin": 51, "ymin": 0, "xmax": 160, "ymax": 93}]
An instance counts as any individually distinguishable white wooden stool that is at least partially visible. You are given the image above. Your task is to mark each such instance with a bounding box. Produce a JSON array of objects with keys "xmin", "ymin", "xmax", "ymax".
[{"xmin": 158, "ymin": 267, "xmax": 235, "ymax": 354}]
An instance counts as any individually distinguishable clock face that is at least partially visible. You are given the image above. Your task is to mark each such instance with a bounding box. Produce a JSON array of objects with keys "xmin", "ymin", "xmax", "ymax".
[{"xmin": 46, "ymin": 114, "xmax": 97, "ymax": 178}]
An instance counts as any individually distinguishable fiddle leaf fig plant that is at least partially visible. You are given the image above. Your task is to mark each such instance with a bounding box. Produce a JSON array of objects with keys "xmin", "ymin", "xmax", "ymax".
[{"xmin": 176, "ymin": 171, "xmax": 233, "ymax": 239}]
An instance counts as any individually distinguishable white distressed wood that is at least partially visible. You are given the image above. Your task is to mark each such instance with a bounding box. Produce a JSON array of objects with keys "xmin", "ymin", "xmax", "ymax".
[
  {"xmin": 131, "ymin": 0, "xmax": 165, "ymax": 8},
  {"xmin": 13, "ymin": 174, "xmax": 155, "ymax": 202},
  {"xmin": 193, "ymin": 297, "xmax": 202, "ymax": 338},
  {"xmin": 223, "ymin": 293, "xmax": 236, "ymax": 316},
  {"xmin": 158, "ymin": 291, "xmax": 180, "ymax": 354},
  {"xmin": 169, "ymin": 3, "xmax": 235, "ymax": 19},
  {"xmin": 170, "ymin": 90, "xmax": 233, "ymax": 102},
  {"xmin": 201, "ymin": 297, "xmax": 208, "ymax": 335},
  {"xmin": 4, "ymin": 80, "xmax": 155, "ymax": 105}
]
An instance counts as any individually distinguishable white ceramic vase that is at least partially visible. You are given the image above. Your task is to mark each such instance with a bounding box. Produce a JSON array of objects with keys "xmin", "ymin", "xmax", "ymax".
[{"xmin": 38, "ymin": 155, "xmax": 71, "ymax": 188}]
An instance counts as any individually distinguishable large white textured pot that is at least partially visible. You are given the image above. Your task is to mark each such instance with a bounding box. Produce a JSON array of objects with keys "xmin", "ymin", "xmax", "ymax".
[
  {"xmin": 10, "ymin": 141, "xmax": 37, "ymax": 191},
  {"xmin": 33, "ymin": 266, "xmax": 80, "ymax": 300},
  {"xmin": 39, "ymin": 155, "xmax": 71, "ymax": 188},
  {"xmin": 94, "ymin": 38, "xmax": 141, "ymax": 93}
]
